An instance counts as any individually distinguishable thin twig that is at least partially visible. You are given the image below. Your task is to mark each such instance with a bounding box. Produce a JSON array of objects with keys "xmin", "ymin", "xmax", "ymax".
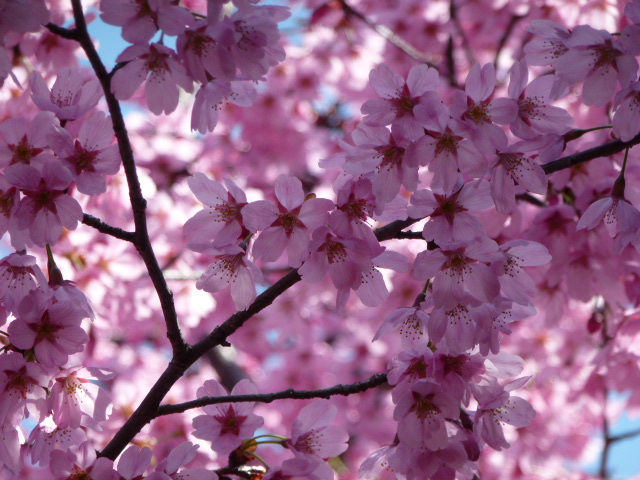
[
  {"xmin": 157, "ymin": 373, "xmax": 388, "ymax": 416},
  {"xmin": 82, "ymin": 214, "xmax": 135, "ymax": 242}
]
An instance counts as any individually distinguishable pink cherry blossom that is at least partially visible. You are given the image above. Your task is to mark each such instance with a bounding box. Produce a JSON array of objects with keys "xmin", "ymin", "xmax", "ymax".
[
  {"xmin": 100, "ymin": 0, "xmax": 194, "ymax": 44},
  {"xmin": 146, "ymin": 441, "xmax": 216, "ymax": 480},
  {"xmin": 50, "ymin": 441, "xmax": 118, "ymax": 480},
  {"xmin": 111, "ymin": 43, "xmax": 194, "ymax": 116},
  {"xmin": 50, "ymin": 111, "xmax": 121, "ymax": 194},
  {"xmin": 361, "ymin": 64, "xmax": 439, "ymax": 139},
  {"xmin": 8, "ymin": 289, "xmax": 89, "ymax": 367},
  {"xmin": 6, "ymin": 161, "xmax": 83, "ymax": 247},
  {"xmin": 29, "ymin": 69, "xmax": 101, "ymax": 121},
  {"xmin": 49, "ymin": 366, "xmax": 114, "ymax": 429},
  {"xmin": 557, "ymin": 25, "xmax": 638, "ymax": 106},
  {"xmin": 242, "ymin": 174, "xmax": 333, "ymax": 267},
  {"xmin": 288, "ymin": 401, "xmax": 348, "ymax": 459},
  {"xmin": 0, "ymin": 112, "xmax": 58, "ymax": 170},
  {"xmin": 507, "ymin": 60, "xmax": 573, "ymax": 140},
  {"xmin": 0, "ymin": 352, "xmax": 49, "ymax": 427},
  {"xmin": 192, "ymin": 379, "xmax": 264, "ymax": 455},
  {"xmin": 407, "ymin": 179, "xmax": 493, "ymax": 245},
  {"xmin": 184, "ymin": 173, "xmax": 248, "ymax": 250},
  {"xmin": 191, "ymin": 81, "xmax": 257, "ymax": 134},
  {"xmin": 116, "ymin": 445, "xmax": 152, "ymax": 480},
  {"xmin": 473, "ymin": 379, "xmax": 536, "ymax": 451},
  {"xmin": 0, "ymin": 252, "xmax": 47, "ymax": 312},
  {"xmin": 195, "ymin": 244, "xmax": 262, "ymax": 311},
  {"xmin": 613, "ymin": 80, "xmax": 640, "ymax": 142}
]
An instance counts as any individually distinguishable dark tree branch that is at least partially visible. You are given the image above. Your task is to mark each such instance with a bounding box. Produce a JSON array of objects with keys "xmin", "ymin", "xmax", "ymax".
[
  {"xmin": 82, "ymin": 214, "xmax": 135, "ymax": 242},
  {"xmin": 45, "ymin": 22, "xmax": 79, "ymax": 40},
  {"xmin": 157, "ymin": 373, "xmax": 388, "ymax": 416},
  {"xmin": 542, "ymin": 132, "xmax": 640, "ymax": 175},
  {"xmin": 68, "ymin": 0, "xmax": 186, "ymax": 357}
]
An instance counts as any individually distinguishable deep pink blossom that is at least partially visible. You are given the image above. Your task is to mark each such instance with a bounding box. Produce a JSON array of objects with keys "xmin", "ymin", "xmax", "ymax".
[{"xmin": 192, "ymin": 379, "xmax": 264, "ymax": 455}]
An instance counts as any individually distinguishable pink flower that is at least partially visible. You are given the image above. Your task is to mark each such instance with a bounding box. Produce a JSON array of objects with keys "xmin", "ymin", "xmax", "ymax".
[
  {"xmin": 373, "ymin": 305, "xmax": 430, "ymax": 346},
  {"xmin": 29, "ymin": 416, "xmax": 88, "ymax": 468},
  {"xmin": 6, "ymin": 161, "xmax": 83, "ymax": 247},
  {"xmin": 242, "ymin": 174, "xmax": 334, "ymax": 267},
  {"xmin": 177, "ymin": 20, "xmax": 236, "ymax": 84},
  {"xmin": 523, "ymin": 20, "xmax": 571, "ymax": 68},
  {"xmin": 50, "ymin": 441, "xmax": 118, "ymax": 480},
  {"xmin": 146, "ymin": 441, "xmax": 215, "ymax": 480},
  {"xmin": 0, "ymin": 112, "xmax": 58, "ymax": 170},
  {"xmin": 412, "ymin": 237, "xmax": 502, "ymax": 310},
  {"xmin": 299, "ymin": 226, "xmax": 382, "ymax": 298},
  {"xmin": 361, "ymin": 64, "xmax": 439, "ymax": 139},
  {"xmin": 507, "ymin": 60, "xmax": 573, "ymax": 140},
  {"xmin": 0, "ymin": 0, "xmax": 49, "ymax": 36},
  {"xmin": 191, "ymin": 81, "xmax": 257, "ymax": 134},
  {"xmin": 557, "ymin": 25, "xmax": 638, "ymax": 106},
  {"xmin": 0, "ymin": 252, "xmax": 47, "ymax": 313},
  {"xmin": 288, "ymin": 401, "xmax": 349, "ymax": 459},
  {"xmin": 184, "ymin": 173, "xmax": 248, "ymax": 250},
  {"xmin": 393, "ymin": 379, "xmax": 459, "ymax": 451},
  {"xmin": 451, "ymin": 63, "xmax": 517, "ymax": 155},
  {"xmin": 264, "ymin": 455, "xmax": 334, "ymax": 480},
  {"xmin": 489, "ymin": 140, "xmax": 548, "ymax": 213},
  {"xmin": 409, "ymin": 93, "xmax": 486, "ymax": 194},
  {"xmin": 192, "ymin": 379, "xmax": 264, "ymax": 455},
  {"xmin": 473, "ymin": 378, "xmax": 536, "ymax": 451},
  {"xmin": 50, "ymin": 111, "xmax": 121, "ymax": 194},
  {"xmin": 613, "ymin": 80, "xmax": 640, "ymax": 142},
  {"xmin": 100, "ymin": 0, "xmax": 194, "ymax": 44},
  {"xmin": 29, "ymin": 69, "xmax": 101, "ymax": 121},
  {"xmin": 8, "ymin": 289, "xmax": 89, "ymax": 367},
  {"xmin": 111, "ymin": 43, "xmax": 194, "ymax": 115},
  {"xmin": 49, "ymin": 366, "xmax": 114, "ymax": 429},
  {"xmin": 407, "ymin": 180, "xmax": 493, "ymax": 245},
  {"xmin": 116, "ymin": 445, "xmax": 152, "ymax": 480},
  {"xmin": 0, "ymin": 351, "xmax": 49, "ymax": 427},
  {"xmin": 195, "ymin": 244, "xmax": 262, "ymax": 311},
  {"xmin": 0, "ymin": 174, "xmax": 27, "ymax": 250}
]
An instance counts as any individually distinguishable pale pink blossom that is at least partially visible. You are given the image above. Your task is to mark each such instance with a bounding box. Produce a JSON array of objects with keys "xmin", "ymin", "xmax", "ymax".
[
  {"xmin": 29, "ymin": 69, "xmax": 101, "ymax": 121},
  {"xmin": 613, "ymin": 80, "xmax": 640, "ymax": 142},
  {"xmin": 0, "ymin": 252, "xmax": 47, "ymax": 313},
  {"xmin": 50, "ymin": 111, "xmax": 121, "ymax": 194},
  {"xmin": 49, "ymin": 366, "xmax": 114, "ymax": 429},
  {"xmin": 192, "ymin": 379, "xmax": 264, "ymax": 455},
  {"xmin": 100, "ymin": 0, "xmax": 194, "ymax": 44},
  {"xmin": 116, "ymin": 445, "xmax": 152, "ymax": 480},
  {"xmin": 242, "ymin": 175, "xmax": 333, "ymax": 267},
  {"xmin": 177, "ymin": 20, "xmax": 236, "ymax": 83},
  {"xmin": 29, "ymin": 416, "xmax": 88, "ymax": 468},
  {"xmin": 407, "ymin": 180, "xmax": 493, "ymax": 245},
  {"xmin": 523, "ymin": 20, "xmax": 571, "ymax": 68},
  {"xmin": 191, "ymin": 81, "xmax": 257, "ymax": 134},
  {"xmin": 473, "ymin": 378, "xmax": 536, "ymax": 451},
  {"xmin": 489, "ymin": 140, "xmax": 548, "ymax": 212},
  {"xmin": 409, "ymin": 93, "xmax": 487, "ymax": 194},
  {"xmin": 0, "ymin": 351, "xmax": 49, "ymax": 427},
  {"xmin": 8, "ymin": 290, "xmax": 89, "ymax": 367},
  {"xmin": 0, "ymin": 112, "xmax": 58, "ymax": 170},
  {"xmin": 288, "ymin": 401, "xmax": 349, "ymax": 459},
  {"xmin": 7, "ymin": 162, "xmax": 83, "ymax": 247},
  {"xmin": 507, "ymin": 60, "xmax": 573, "ymax": 139},
  {"xmin": 557, "ymin": 25, "xmax": 638, "ymax": 106},
  {"xmin": 111, "ymin": 43, "xmax": 194, "ymax": 116},
  {"xmin": 264, "ymin": 455, "xmax": 334, "ymax": 480},
  {"xmin": 184, "ymin": 173, "xmax": 248, "ymax": 249},
  {"xmin": 0, "ymin": 0, "xmax": 49, "ymax": 36},
  {"xmin": 195, "ymin": 244, "xmax": 262, "ymax": 311},
  {"xmin": 50, "ymin": 441, "xmax": 118, "ymax": 480},
  {"xmin": 146, "ymin": 441, "xmax": 215, "ymax": 480},
  {"xmin": 361, "ymin": 64, "xmax": 439, "ymax": 139}
]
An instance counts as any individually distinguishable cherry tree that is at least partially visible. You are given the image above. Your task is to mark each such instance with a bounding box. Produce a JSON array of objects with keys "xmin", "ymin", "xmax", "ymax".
[{"xmin": 1, "ymin": 0, "xmax": 640, "ymax": 479}]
